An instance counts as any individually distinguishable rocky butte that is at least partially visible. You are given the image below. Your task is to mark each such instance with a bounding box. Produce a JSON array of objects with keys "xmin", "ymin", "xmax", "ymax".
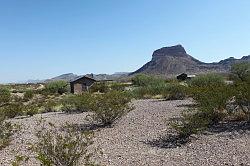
[{"xmin": 131, "ymin": 44, "xmax": 250, "ymax": 76}]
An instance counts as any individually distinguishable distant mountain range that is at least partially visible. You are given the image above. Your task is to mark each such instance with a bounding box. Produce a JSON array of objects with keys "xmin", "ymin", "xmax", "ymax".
[
  {"xmin": 22, "ymin": 44, "xmax": 250, "ymax": 84},
  {"xmin": 23, "ymin": 72, "xmax": 129, "ymax": 84},
  {"xmin": 131, "ymin": 45, "xmax": 250, "ymax": 76}
]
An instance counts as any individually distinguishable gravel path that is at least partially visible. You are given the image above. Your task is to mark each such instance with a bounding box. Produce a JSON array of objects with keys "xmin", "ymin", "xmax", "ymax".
[{"xmin": 0, "ymin": 99, "xmax": 250, "ymax": 166}]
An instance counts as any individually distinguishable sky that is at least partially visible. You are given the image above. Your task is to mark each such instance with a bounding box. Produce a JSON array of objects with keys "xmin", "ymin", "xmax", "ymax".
[{"xmin": 0, "ymin": 0, "xmax": 250, "ymax": 83}]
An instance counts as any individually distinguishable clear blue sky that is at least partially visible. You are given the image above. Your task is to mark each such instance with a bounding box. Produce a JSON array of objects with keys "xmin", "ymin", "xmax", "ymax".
[{"xmin": 1, "ymin": 0, "xmax": 250, "ymax": 83}]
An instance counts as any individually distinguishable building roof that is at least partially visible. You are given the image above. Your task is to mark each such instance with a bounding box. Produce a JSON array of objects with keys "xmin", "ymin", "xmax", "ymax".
[{"xmin": 70, "ymin": 76, "xmax": 96, "ymax": 83}]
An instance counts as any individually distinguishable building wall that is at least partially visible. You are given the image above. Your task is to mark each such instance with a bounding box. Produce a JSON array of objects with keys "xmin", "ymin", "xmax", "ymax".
[{"xmin": 70, "ymin": 77, "xmax": 96, "ymax": 94}]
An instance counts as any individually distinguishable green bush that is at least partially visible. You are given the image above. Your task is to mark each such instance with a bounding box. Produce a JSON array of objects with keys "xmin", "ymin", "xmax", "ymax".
[
  {"xmin": 45, "ymin": 81, "xmax": 69, "ymax": 95},
  {"xmin": 231, "ymin": 62, "xmax": 250, "ymax": 82},
  {"xmin": 164, "ymin": 84, "xmax": 188, "ymax": 100},
  {"xmin": 110, "ymin": 82, "xmax": 127, "ymax": 91},
  {"xmin": 0, "ymin": 87, "xmax": 11, "ymax": 105},
  {"xmin": 0, "ymin": 116, "xmax": 14, "ymax": 150},
  {"xmin": 62, "ymin": 93, "xmax": 93, "ymax": 113},
  {"xmin": 24, "ymin": 105, "xmax": 39, "ymax": 116},
  {"xmin": 131, "ymin": 82, "xmax": 172, "ymax": 99},
  {"xmin": 23, "ymin": 90, "xmax": 34, "ymax": 101},
  {"xmin": 31, "ymin": 123, "xmax": 96, "ymax": 166},
  {"xmin": 90, "ymin": 82, "xmax": 109, "ymax": 93},
  {"xmin": 0, "ymin": 103, "xmax": 24, "ymax": 118},
  {"xmin": 191, "ymin": 84, "xmax": 234, "ymax": 123},
  {"xmin": 170, "ymin": 71, "xmax": 250, "ymax": 139},
  {"xmin": 170, "ymin": 79, "xmax": 235, "ymax": 138},
  {"xmin": 188, "ymin": 73, "xmax": 225, "ymax": 88},
  {"xmin": 90, "ymin": 90, "xmax": 132, "ymax": 126},
  {"xmin": 234, "ymin": 82, "xmax": 250, "ymax": 120},
  {"xmin": 43, "ymin": 100, "xmax": 58, "ymax": 113},
  {"xmin": 170, "ymin": 110, "xmax": 210, "ymax": 138},
  {"xmin": 132, "ymin": 74, "xmax": 165, "ymax": 87}
]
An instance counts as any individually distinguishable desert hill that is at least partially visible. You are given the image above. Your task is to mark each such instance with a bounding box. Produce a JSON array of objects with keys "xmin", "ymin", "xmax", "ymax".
[{"xmin": 131, "ymin": 45, "xmax": 250, "ymax": 76}]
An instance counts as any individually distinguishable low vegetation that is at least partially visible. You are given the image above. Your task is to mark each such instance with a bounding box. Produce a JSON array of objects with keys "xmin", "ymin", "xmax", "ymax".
[
  {"xmin": 90, "ymin": 82, "xmax": 109, "ymax": 93},
  {"xmin": 31, "ymin": 122, "xmax": 97, "ymax": 166},
  {"xmin": 44, "ymin": 80, "xmax": 69, "ymax": 95},
  {"xmin": 0, "ymin": 116, "xmax": 15, "ymax": 150},
  {"xmin": 0, "ymin": 87, "xmax": 11, "ymax": 106},
  {"xmin": 62, "ymin": 93, "xmax": 93, "ymax": 113},
  {"xmin": 170, "ymin": 64, "xmax": 250, "ymax": 139},
  {"xmin": 90, "ymin": 90, "xmax": 132, "ymax": 126}
]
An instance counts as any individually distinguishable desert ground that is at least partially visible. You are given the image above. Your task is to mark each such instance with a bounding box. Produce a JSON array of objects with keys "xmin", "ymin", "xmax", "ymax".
[{"xmin": 1, "ymin": 99, "xmax": 249, "ymax": 166}]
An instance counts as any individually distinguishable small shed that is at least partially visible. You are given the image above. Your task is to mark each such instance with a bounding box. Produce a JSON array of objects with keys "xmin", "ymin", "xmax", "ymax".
[
  {"xmin": 70, "ymin": 76, "xmax": 96, "ymax": 94},
  {"xmin": 177, "ymin": 73, "xmax": 196, "ymax": 81},
  {"xmin": 177, "ymin": 73, "xmax": 188, "ymax": 81}
]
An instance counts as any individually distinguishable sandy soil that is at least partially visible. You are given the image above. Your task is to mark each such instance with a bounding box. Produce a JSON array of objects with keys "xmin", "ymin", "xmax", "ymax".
[{"xmin": 0, "ymin": 99, "xmax": 249, "ymax": 166}]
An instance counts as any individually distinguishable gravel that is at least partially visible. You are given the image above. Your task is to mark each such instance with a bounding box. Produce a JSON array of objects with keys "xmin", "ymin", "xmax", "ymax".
[{"xmin": 0, "ymin": 99, "xmax": 249, "ymax": 166}]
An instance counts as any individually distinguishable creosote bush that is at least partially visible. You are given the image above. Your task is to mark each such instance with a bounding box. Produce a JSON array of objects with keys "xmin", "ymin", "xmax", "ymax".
[
  {"xmin": 132, "ymin": 83, "xmax": 170, "ymax": 99},
  {"xmin": 110, "ymin": 82, "xmax": 127, "ymax": 91},
  {"xmin": 90, "ymin": 90, "xmax": 132, "ymax": 126},
  {"xmin": 132, "ymin": 74, "xmax": 165, "ymax": 87},
  {"xmin": 45, "ymin": 81, "xmax": 69, "ymax": 95},
  {"xmin": 0, "ymin": 103, "xmax": 24, "ymax": 118},
  {"xmin": 0, "ymin": 116, "xmax": 15, "ymax": 150},
  {"xmin": 164, "ymin": 84, "xmax": 188, "ymax": 100},
  {"xmin": 23, "ymin": 90, "xmax": 34, "ymax": 101},
  {"xmin": 31, "ymin": 122, "xmax": 97, "ymax": 166},
  {"xmin": 0, "ymin": 87, "xmax": 11, "ymax": 106},
  {"xmin": 90, "ymin": 82, "xmax": 109, "ymax": 93},
  {"xmin": 170, "ymin": 72, "xmax": 250, "ymax": 139},
  {"xmin": 188, "ymin": 73, "xmax": 225, "ymax": 88},
  {"xmin": 62, "ymin": 93, "xmax": 93, "ymax": 113},
  {"xmin": 231, "ymin": 62, "xmax": 250, "ymax": 82}
]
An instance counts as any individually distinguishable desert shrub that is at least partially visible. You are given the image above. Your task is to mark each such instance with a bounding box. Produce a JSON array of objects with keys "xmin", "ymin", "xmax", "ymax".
[
  {"xmin": 188, "ymin": 73, "xmax": 225, "ymax": 88},
  {"xmin": 61, "ymin": 93, "xmax": 93, "ymax": 113},
  {"xmin": 90, "ymin": 90, "xmax": 132, "ymax": 126},
  {"xmin": 170, "ymin": 110, "xmax": 210, "ymax": 138},
  {"xmin": 24, "ymin": 105, "xmax": 39, "ymax": 116},
  {"xmin": 168, "ymin": 70, "xmax": 250, "ymax": 139},
  {"xmin": 90, "ymin": 82, "xmax": 109, "ymax": 93},
  {"xmin": 131, "ymin": 82, "xmax": 171, "ymax": 99},
  {"xmin": 132, "ymin": 74, "xmax": 165, "ymax": 87},
  {"xmin": 11, "ymin": 155, "xmax": 30, "ymax": 166},
  {"xmin": 231, "ymin": 62, "xmax": 250, "ymax": 82},
  {"xmin": 110, "ymin": 82, "xmax": 127, "ymax": 91},
  {"xmin": 170, "ymin": 82, "xmax": 235, "ymax": 138},
  {"xmin": 191, "ymin": 84, "xmax": 234, "ymax": 123},
  {"xmin": 43, "ymin": 100, "xmax": 58, "ymax": 113},
  {"xmin": 0, "ymin": 103, "xmax": 24, "ymax": 118},
  {"xmin": 0, "ymin": 87, "xmax": 11, "ymax": 105},
  {"xmin": 233, "ymin": 82, "xmax": 250, "ymax": 119},
  {"xmin": 0, "ymin": 116, "xmax": 15, "ymax": 150},
  {"xmin": 164, "ymin": 84, "xmax": 188, "ymax": 100},
  {"xmin": 45, "ymin": 81, "xmax": 69, "ymax": 95},
  {"xmin": 23, "ymin": 90, "xmax": 34, "ymax": 101},
  {"xmin": 31, "ymin": 123, "xmax": 96, "ymax": 166}
]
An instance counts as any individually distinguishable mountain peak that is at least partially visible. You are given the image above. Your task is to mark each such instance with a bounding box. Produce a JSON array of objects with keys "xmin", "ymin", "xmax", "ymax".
[{"xmin": 153, "ymin": 44, "xmax": 187, "ymax": 58}]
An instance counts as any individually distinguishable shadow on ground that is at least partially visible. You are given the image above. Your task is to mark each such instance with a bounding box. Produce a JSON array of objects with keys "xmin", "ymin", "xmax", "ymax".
[
  {"xmin": 208, "ymin": 121, "xmax": 250, "ymax": 133},
  {"xmin": 143, "ymin": 134, "xmax": 190, "ymax": 149},
  {"xmin": 144, "ymin": 121, "xmax": 250, "ymax": 149}
]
